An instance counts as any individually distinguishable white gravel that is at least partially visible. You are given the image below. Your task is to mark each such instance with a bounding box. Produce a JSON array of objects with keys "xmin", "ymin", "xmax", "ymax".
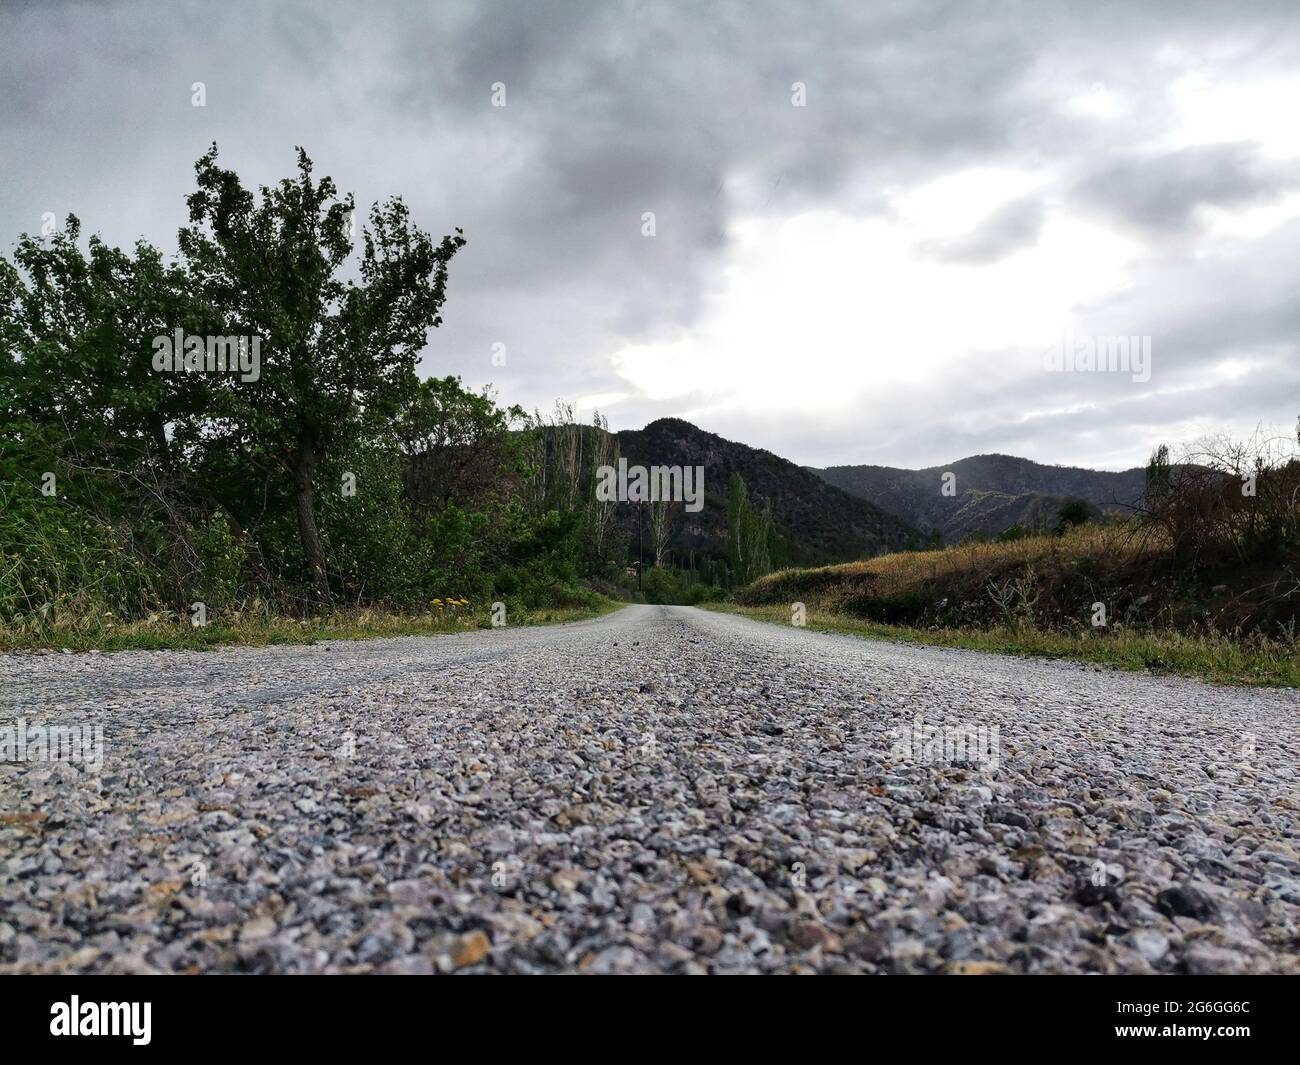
[{"xmin": 1, "ymin": 604, "xmax": 1296, "ymax": 973}]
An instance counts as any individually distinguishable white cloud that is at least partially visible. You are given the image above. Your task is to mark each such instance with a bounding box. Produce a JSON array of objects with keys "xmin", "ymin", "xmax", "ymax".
[
  {"xmin": 1167, "ymin": 74, "xmax": 1300, "ymax": 157},
  {"xmin": 611, "ymin": 195, "xmax": 1144, "ymax": 420},
  {"xmin": 1064, "ymin": 82, "xmax": 1126, "ymax": 120}
]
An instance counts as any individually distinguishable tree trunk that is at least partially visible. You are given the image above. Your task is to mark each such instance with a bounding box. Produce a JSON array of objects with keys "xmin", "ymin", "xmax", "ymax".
[
  {"xmin": 294, "ymin": 454, "xmax": 330, "ymax": 601},
  {"xmin": 650, "ymin": 499, "xmax": 675, "ymax": 568}
]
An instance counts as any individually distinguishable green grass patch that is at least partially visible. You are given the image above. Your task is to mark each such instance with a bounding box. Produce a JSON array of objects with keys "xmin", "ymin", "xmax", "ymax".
[
  {"xmin": 704, "ymin": 603, "xmax": 1300, "ymax": 689},
  {"xmin": 0, "ymin": 598, "xmax": 625, "ymax": 654}
]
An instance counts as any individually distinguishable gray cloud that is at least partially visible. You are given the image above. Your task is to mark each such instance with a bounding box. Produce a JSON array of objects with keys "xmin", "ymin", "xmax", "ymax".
[
  {"xmin": 920, "ymin": 196, "xmax": 1046, "ymax": 264},
  {"xmin": 1072, "ymin": 142, "xmax": 1300, "ymax": 235},
  {"xmin": 2, "ymin": 0, "xmax": 1299, "ymax": 469}
]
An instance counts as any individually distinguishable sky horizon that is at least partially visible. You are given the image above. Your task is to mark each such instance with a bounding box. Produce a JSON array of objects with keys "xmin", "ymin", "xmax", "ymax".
[{"xmin": 4, "ymin": 1, "xmax": 1298, "ymax": 471}]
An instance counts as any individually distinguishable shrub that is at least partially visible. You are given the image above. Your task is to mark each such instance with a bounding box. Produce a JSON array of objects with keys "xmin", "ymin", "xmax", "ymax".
[{"xmin": 1138, "ymin": 428, "xmax": 1300, "ymax": 565}]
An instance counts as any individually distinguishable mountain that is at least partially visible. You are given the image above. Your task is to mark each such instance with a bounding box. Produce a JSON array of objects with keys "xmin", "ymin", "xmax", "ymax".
[
  {"xmin": 612, "ymin": 419, "xmax": 921, "ymax": 564},
  {"xmin": 810, "ymin": 454, "xmax": 1148, "ymax": 542}
]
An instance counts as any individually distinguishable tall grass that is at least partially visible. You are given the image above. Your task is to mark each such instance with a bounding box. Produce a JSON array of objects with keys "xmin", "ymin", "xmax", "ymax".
[
  {"xmin": 740, "ymin": 523, "xmax": 1149, "ymax": 614},
  {"xmin": 0, "ymin": 597, "xmax": 624, "ymax": 654},
  {"xmin": 775, "ymin": 523, "xmax": 1138, "ymax": 599},
  {"xmin": 727, "ymin": 469, "xmax": 1300, "ymax": 687}
]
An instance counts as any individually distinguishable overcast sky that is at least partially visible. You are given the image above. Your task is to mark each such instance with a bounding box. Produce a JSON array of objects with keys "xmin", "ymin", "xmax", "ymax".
[{"xmin": 3, "ymin": 0, "xmax": 1299, "ymax": 469}]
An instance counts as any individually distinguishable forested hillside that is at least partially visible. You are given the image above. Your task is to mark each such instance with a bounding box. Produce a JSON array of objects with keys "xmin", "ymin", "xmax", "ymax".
[
  {"xmin": 612, "ymin": 418, "xmax": 921, "ymax": 568},
  {"xmin": 813, "ymin": 454, "xmax": 1148, "ymax": 542}
]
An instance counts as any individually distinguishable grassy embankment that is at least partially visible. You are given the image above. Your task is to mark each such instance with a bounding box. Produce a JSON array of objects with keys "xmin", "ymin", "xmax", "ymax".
[
  {"xmin": 711, "ymin": 524, "xmax": 1300, "ymax": 688},
  {"xmin": 0, "ymin": 595, "xmax": 625, "ymax": 654}
]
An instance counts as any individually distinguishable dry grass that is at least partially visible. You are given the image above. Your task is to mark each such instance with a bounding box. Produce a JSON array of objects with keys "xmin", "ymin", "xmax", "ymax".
[
  {"xmin": 731, "ymin": 520, "xmax": 1298, "ymax": 682},
  {"xmin": 0, "ymin": 599, "xmax": 624, "ymax": 654},
  {"xmin": 826, "ymin": 523, "xmax": 1140, "ymax": 597},
  {"xmin": 740, "ymin": 523, "xmax": 1157, "ymax": 620}
]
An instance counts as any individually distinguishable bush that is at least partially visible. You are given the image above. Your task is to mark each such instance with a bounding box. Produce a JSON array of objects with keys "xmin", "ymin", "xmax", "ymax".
[
  {"xmin": 687, "ymin": 582, "xmax": 724, "ymax": 604},
  {"xmin": 641, "ymin": 566, "xmax": 680, "ymax": 604},
  {"xmin": 0, "ymin": 478, "xmax": 163, "ymax": 622},
  {"xmin": 1139, "ymin": 428, "xmax": 1300, "ymax": 565},
  {"xmin": 1053, "ymin": 500, "xmax": 1091, "ymax": 536},
  {"xmin": 192, "ymin": 511, "xmax": 246, "ymax": 609}
]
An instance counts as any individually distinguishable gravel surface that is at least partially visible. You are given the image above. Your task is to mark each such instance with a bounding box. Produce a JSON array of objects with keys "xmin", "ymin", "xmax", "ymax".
[{"xmin": 2, "ymin": 604, "xmax": 1297, "ymax": 974}]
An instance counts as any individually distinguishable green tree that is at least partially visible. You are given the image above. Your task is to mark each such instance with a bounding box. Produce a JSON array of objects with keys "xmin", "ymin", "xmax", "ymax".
[
  {"xmin": 1145, "ymin": 443, "xmax": 1171, "ymax": 500},
  {"xmin": 396, "ymin": 376, "xmax": 525, "ymax": 517},
  {"xmin": 727, "ymin": 472, "xmax": 749, "ymax": 580},
  {"xmin": 0, "ymin": 217, "xmax": 218, "ymax": 608},
  {"xmin": 727, "ymin": 472, "xmax": 775, "ymax": 585},
  {"xmin": 1053, "ymin": 498, "xmax": 1091, "ymax": 536},
  {"xmin": 177, "ymin": 145, "xmax": 465, "ymax": 598},
  {"xmin": 1, "ymin": 217, "xmax": 205, "ymax": 476}
]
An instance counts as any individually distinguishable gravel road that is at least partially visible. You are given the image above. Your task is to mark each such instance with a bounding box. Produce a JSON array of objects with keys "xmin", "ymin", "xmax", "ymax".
[{"xmin": 2, "ymin": 604, "xmax": 1297, "ymax": 974}]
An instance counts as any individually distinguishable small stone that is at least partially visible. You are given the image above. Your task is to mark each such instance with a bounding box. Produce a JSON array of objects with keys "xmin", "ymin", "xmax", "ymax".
[
  {"xmin": 239, "ymin": 916, "xmax": 277, "ymax": 942},
  {"xmin": 685, "ymin": 861, "xmax": 715, "ymax": 884},
  {"xmin": 452, "ymin": 930, "xmax": 490, "ymax": 969},
  {"xmin": 551, "ymin": 868, "xmax": 588, "ymax": 893},
  {"xmin": 789, "ymin": 921, "xmax": 841, "ymax": 952},
  {"xmin": 62, "ymin": 946, "xmax": 102, "ymax": 969},
  {"xmin": 946, "ymin": 960, "xmax": 1011, "ymax": 975},
  {"xmin": 1156, "ymin": 884, "xmax": 1216, "ymax": 921},
  {"xmin": 1130, "ymin": 929, "xmax": 1169, "ymax": 963},
  {"xmin": 1183, "ymin": 944, "xmax": 1248, "ymax": 975}
]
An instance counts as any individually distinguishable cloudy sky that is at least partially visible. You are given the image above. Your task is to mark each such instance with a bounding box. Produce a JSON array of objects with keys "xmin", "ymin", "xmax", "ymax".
[{"xmin": 3, "ymin": 0, "xmax": 1299, "ymax": 469}]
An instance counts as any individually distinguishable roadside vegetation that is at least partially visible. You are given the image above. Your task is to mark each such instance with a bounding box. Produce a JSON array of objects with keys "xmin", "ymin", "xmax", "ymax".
[
  {"xmin": 0, "ymin": 148, "xmax": 666, "ymax": 652},
  {"xmin": 707, "ymin": 602, "xmax": 1300, "ymax": 688},
  {"xmin": 0, "ymin": 594, "xmax": 622, "ymax": 654},
  {"xmin": 724, "ymin": 429, "xmax": 1300, "ymax": 688}
]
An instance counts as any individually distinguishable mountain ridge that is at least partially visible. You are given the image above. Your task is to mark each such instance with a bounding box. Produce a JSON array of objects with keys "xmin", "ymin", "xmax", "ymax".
[
  {"xmin": 612, "ymin": 418, "xmax": 922, "ymax": 564},
  {"xmin": 562, "ymin": 416, "xmax": 1152, "ymax": 559},
  {"xmin": 809, "ymin": 451, "xmax": 1148, "ymax": 542}
]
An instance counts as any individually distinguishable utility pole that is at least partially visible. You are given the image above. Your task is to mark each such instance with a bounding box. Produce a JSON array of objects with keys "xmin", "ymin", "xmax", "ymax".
[{"xmin": 637, "ymin": 501, "xmax": 644, "ymax": 594}]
